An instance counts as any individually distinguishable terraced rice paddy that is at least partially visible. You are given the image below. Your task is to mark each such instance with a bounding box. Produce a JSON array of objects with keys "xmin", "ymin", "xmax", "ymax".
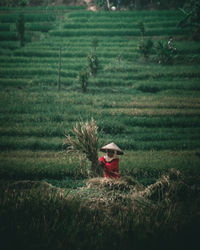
[{"xmin": 0, "ymin": 6, "xmax": 200, "ymax": 183}]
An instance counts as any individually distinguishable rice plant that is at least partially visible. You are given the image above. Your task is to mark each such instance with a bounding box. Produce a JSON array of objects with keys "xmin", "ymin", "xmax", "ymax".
[{"xmin": 64, "ymin": 118, "xmax": 99, "ymax": 176}]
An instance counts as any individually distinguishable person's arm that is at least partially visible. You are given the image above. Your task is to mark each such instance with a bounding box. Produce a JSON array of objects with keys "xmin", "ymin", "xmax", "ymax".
[
  {"xmin": 97, "ymin": 158, "xmax": 105, "ymax": 176},
  {"xmin": 98, "ymin": 160, "xmax": 105, "ymax": 168}
]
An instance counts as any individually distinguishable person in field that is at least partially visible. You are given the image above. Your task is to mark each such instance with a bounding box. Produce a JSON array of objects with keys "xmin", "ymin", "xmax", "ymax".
[{"xmin": 98, "ymin": 142, "xmax": 123, "ymax": 179}]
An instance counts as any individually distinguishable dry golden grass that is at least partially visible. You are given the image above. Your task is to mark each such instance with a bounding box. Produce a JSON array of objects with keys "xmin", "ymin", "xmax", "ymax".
[
  {"xmin": 2, "ymin": 169, "xmax": 189, "ymax": 209},
  {"xmin": 76, "ymin": 169, "xmax": 190, "ymax": 213},
  {"xmin": 140, "ymin": 168, "xmax": 185, "ymax": 202},
  {"xmin": 86, "ymin": 176, "xmax": 144, "ymax": 192},
  {"xmin": 2, "ymin": 168, "xmax": 197, "ymax": 244}
]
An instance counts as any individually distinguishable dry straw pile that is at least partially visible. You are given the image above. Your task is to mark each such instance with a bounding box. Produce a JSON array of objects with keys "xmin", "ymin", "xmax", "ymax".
[{"xmin": 78, "ymin": 168, "xmax": 190, "ymax": 213}]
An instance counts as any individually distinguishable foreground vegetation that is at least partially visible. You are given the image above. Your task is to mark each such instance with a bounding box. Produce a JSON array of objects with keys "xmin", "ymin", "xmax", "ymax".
[
  {"xmin": 0, "ymin": 169, "xmax": 199, "ymax": 250},
  {"xmin": 0, "ymin": 5, "xmax": 199, "ymax": 250}
]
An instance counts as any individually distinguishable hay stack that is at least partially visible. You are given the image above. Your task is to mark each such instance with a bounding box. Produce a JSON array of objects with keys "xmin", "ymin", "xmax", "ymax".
[
  {"xmin": 86, "ymin": 176, "xmax": 144, "ymax": 192},
  {"xmin": 141, "ymin": 168, "xmax": 187, "ymax": 202}
]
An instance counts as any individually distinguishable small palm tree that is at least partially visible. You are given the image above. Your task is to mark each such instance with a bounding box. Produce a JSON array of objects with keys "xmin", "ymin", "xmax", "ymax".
[{"xmin": 65, "ymin": 118, "xmax": 99, "ymax": 176}]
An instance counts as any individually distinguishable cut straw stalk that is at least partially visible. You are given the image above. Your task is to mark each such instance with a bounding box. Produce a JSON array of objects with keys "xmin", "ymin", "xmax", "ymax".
[{"xmin": 65, "ymin": 118, "xmax": 99, "ymax": 176}]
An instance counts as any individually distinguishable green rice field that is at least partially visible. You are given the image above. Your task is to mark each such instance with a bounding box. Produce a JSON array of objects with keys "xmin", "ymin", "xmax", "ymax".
[
  {"xmin": 0, "ymin": 7, "xmax": 200, "ymax": 180},
  {"xmin": 0, "ymin": 5, "xmax": 200, "ymax": 250}
]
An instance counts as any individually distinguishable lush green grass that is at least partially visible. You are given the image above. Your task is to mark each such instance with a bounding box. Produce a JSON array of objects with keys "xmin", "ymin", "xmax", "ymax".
[
  {"xmin": 0, "ymin": 149, "xmax": 199, "ymax": 184},
  {"xmin": 0, "ymin": 88, "xmax": 199, "ymax": 152},
  {"xmin": 0, "ymin": 13, "xmax": 57, "ymax": 22}
]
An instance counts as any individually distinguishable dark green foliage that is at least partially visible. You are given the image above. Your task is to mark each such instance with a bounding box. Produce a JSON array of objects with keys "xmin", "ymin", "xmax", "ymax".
[
  {"xmin": 123, "ymin": 0, "xmax": 186, "ymax": 10},
  {"xmin": 137, "ymin": 21, "xmax": 145, "ymax": 37},
  {"xmin": 77, "ymin": 71, "xmax": 89, "ymax": 92},
  {"xmin": 87, "ymin": 52, "xmax": 99, "ymax": 76},
  {"xmin": 138, "ymin": 39, "xmax": 154, "ymax": 59},
  {"xmin": 155, "ymin": 40, "xmax": 176, "ymax": 65},
  {"xmin": 178, "ymin": 0, "xmax": 200, "ymax": 40},
  {"xmin": 0, "ymin": 0, "xmax": 29, "ymax": 6},
  {"xmin": 91, "ymin": 37, "xmax": 99, "ymax": 51},
  {"xmin": 19, "ymin": 0, "xmax": 29, "ymax": 7},
  {"xmin": 16, "ymin": 13, "xmax": 25, "ymax": 46},
  {"xmin": 156, "ymin": 0, "xmax": 186, "ymax": 9},
  {"xmin": 95, "ymin": 0, "xmax": 110, "ymax": 10}
]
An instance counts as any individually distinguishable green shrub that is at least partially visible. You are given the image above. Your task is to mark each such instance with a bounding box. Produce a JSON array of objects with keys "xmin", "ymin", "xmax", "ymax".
[
  {"xmin": 95, "ymin": 0, "xmax": 109, "ymax": 10},
  {"xmin": 91, "ymin": 37, "xmax": 99, "ymax": 51},
  {"xmin": 77, "ymin": 70, "xmax": 89, "ymax": 93},
  {"xmin": 138, "ymin": 39, "xmax": 154, "ymax": 59},
  {"xmin": 154, "ymin": 40, "xmax": 176, "ymax": 65},
  {"xmin": 178, "ymin": 0, "xmax": 200, "ymax": 40},
  {"xmin": 87, "ymin": 52, "xmax": 99, "ymax": 76}
]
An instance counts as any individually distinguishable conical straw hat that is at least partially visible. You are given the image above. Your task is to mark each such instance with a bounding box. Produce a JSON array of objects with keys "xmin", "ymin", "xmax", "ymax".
[{"xmin": 100, "ymin": 142, "xmax": 124, "ymax": 155}]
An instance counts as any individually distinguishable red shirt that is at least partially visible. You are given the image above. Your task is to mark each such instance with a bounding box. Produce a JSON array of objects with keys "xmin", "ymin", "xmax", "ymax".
[{"xmin": 99, "ymin": 156, "xmax": 120, "ymax": 179}]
